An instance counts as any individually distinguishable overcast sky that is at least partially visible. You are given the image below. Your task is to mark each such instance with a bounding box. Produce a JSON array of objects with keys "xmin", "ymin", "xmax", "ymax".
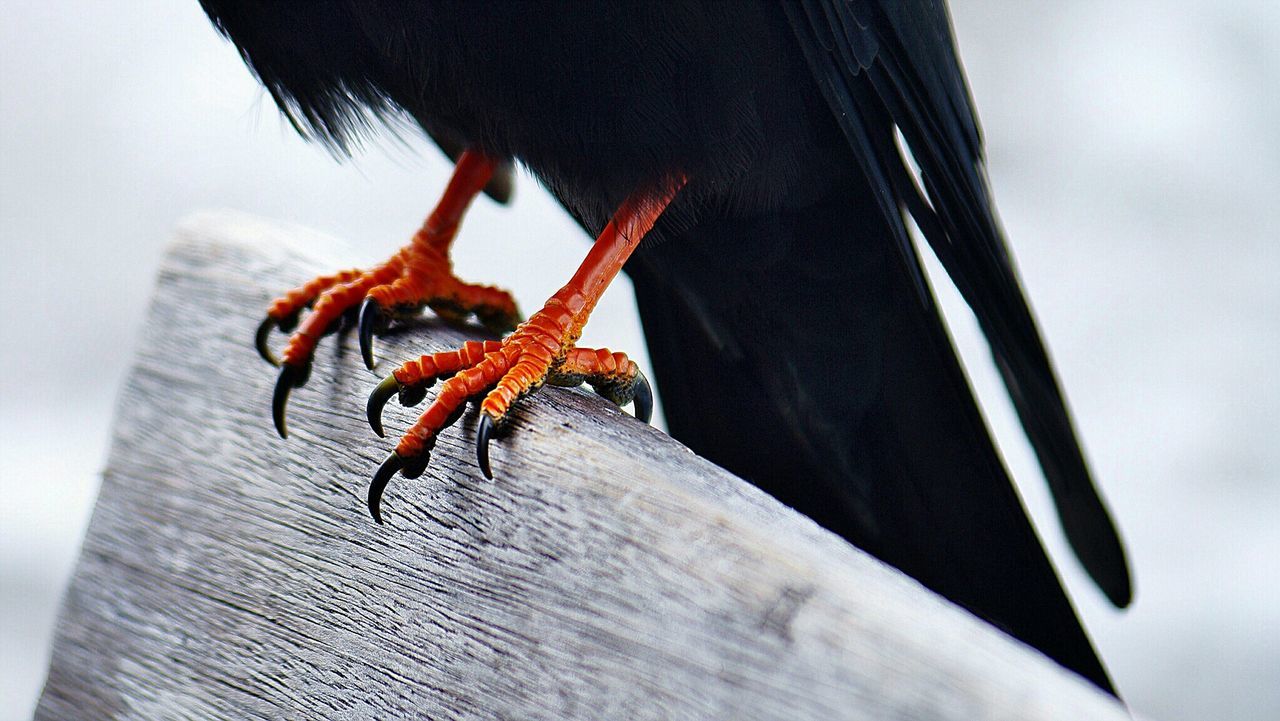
[{"xmin": 2, "ymin": 2, "xmax": 1278, "ymax": 719}]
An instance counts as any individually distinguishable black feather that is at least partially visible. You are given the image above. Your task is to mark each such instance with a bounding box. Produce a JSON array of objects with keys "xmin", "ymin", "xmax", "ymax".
[{"xmin": 786, "ymin": 0, "xmax": 1131, "ymax": 609}]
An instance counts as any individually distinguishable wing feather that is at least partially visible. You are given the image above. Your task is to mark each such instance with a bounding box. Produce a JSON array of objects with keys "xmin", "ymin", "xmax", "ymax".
[{"xmin": 784, "ymin": 0, "xmax": 1132, "ymax": 607}]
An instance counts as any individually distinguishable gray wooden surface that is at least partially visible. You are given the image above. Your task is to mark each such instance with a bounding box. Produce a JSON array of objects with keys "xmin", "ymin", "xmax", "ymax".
[{"xmin": 34, "ymin": 212, "xmax": 1129, "ymax": 720}]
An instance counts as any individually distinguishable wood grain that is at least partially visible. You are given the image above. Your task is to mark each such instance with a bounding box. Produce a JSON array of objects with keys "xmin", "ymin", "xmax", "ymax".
[{"xmin": 34, "ymin": 212, "xmax": 1129, "ymax": 720}]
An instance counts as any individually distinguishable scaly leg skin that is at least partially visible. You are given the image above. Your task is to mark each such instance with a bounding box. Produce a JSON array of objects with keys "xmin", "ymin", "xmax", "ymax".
[
  {"xmin": 365, "ymin": 179, "xmax": 685, "ymax": 522},
  {"xmin": 258, "ymin": 150, "xmax": 521, "ymax": 438}
]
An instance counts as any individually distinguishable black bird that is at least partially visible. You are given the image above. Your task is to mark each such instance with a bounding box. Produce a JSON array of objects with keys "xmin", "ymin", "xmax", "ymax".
[{"xmin": 201, "ymin": 0, "xmax": 1132, "ymax": 695}]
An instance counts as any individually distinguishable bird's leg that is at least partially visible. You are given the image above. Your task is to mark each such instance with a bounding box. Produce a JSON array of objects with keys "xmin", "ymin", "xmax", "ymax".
[
  {"xmin": 261, "ymin": 150, "xmax": 521, "ymax": 437},
  {"xmin": 365, "ymin": 178, "xmax": 685, "ymax": 521}
]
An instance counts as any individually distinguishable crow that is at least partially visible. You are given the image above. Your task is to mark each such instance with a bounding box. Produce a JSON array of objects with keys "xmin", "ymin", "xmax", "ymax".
[{"xmin": 200, "ymin": 0, "xmax": 1132, "ymax": 694}]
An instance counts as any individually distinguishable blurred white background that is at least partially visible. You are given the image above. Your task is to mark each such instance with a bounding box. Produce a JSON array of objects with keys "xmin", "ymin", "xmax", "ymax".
[{"xmin": 1, "ymin": 1, "xmax": 1276, "ymax": 719}]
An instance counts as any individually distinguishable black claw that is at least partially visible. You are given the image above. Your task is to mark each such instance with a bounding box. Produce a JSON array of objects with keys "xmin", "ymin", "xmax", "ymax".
[
  {"xmin": 477, "ymin": 413, "xmax": 495, "ymax": 480},
  {"xmin": 367, "ymin": 375, "xmax": 401, "ymax": 438},
  {"xmin": 358, "ymin": 298, "xmax": 382, "ymax": 371},
  {"xmin": 633, "ymin": 371, "xmax": 654, "ymax": 424},
  {"xmin": 368, "ymin": 452, "xmax": 404, "ymax": 524},
  {"xmin": 255, "ymin": 317, "xmax": 280, "ymax": 366},
  {"xmin": 273, "ymin": 363, "xmax": 309, "ymax": 438}
]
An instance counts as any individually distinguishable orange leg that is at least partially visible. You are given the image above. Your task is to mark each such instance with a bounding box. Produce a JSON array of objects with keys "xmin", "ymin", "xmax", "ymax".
[
  {"xmin": 263, "ymin": 150, "xmax": 521, "ymax": 437},
  {"xmin": 366, "ymin": 177, "xmax": 686, "ymax": 522}
]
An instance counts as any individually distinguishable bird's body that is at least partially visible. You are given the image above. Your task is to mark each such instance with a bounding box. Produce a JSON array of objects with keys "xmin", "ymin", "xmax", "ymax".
[
  {"xmin": 201, "ymin": 3, "xmax": 832, "ymax": 227},
  {"xmin": 202, "ymin": 0, "xmax": 1131, "ymax": 694}
]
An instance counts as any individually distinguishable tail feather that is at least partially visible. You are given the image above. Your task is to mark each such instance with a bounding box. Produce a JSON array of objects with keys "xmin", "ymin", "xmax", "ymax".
[{"xmin": 627, "ymin": 180, "xmax": 1116, "ymax": 694}]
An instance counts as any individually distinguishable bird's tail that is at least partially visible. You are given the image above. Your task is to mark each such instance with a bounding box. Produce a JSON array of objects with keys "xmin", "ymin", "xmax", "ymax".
[{"xmin": 627, "ymin": 179, "xmax": 1117, "ymax": 694}]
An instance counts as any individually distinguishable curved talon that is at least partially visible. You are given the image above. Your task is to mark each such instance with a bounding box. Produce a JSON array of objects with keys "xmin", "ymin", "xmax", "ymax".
[
  {"xmin": 633, "ymin": 371, "xmax": 654, "ymax": 424},
  {"xmin": 255, "ymin": 317, "xmax": 280, "ymax": 366},
  {"xmin": 477, "ymin": 413, "xmax": 496, "ymax": 480},
  {"xmin": 358, "ymin": 298, "xmax": 383, "ymax": 371},
  {"xmin": 272, "ymin": 363, "xmax": 309, "ymax": 438},
  {"xmin": 367, "ymin": 374, "xmax": 402, "ymax": 438},
  {"xmin": 368, "ymin": 452, "xmax": 404, "ymax": 524}
]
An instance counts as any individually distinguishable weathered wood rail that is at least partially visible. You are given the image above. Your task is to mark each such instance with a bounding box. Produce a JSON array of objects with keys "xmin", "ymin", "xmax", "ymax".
[{"xmin": 35, "ymin": 212, "xmax": 1129, "ymax": 720}]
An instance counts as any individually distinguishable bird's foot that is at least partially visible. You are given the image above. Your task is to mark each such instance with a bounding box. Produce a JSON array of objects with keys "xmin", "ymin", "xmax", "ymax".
[
  {"xmin": 258, "ymin": 151, "xmax": 519, "ymax": 438},
  {"xmin": 365, "ymin": 304, "xmax": 651, "ymax": 522},
  {"xmin": 258, "ymin": 245, "xmax": 520, "ymax": 438}
]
